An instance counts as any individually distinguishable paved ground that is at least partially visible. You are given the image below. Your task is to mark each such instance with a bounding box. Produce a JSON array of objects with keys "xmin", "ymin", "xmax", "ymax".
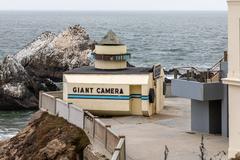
[{"xmin": 100, "ymin": 97, "xmax": 229, "ymax": 160}]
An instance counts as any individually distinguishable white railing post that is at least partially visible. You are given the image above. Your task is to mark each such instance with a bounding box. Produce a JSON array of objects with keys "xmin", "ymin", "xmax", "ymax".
[
  {"xmin": 119, "ymin": 136, "xmax": 126, "ymax": 160},
  {"xmin": 82, "ymin": 110, "xmax": 86, "ymax": 130},
  {"xmin": 105, "ymin": 125, "xmax": 111, "ymax": 149},
  {"xmin": 54, "ymin": 96, "xmax": 59, "ymax": 115},
  {"xmin": 39, "ymin": 91, "xmax": 43, "ymax": 109},
  {"xmin": 83, "ymin": 111, "xmax": 86, "ymax": 130},
  {"xmin": 67, "ymin": 102, "xmax": 72, "ymax": 121},
  {"xmin": 111, "ymin": 150, "xmax": 120, "ymax": 160},
  {"xmin": 92, "ymin": 115, "xmax": 98, "ymax": 138}
]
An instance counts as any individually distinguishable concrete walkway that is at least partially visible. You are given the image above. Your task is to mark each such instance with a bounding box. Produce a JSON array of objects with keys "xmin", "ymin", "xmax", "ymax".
[{"xmin": 100, "ymin": 97, "xmax": 228, "ymax": 160}]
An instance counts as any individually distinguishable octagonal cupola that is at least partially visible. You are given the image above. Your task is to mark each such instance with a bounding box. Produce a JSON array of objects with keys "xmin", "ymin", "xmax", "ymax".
[{"xmin": 94, "ymin": 30, "xmax": 130, "ymax": 70}]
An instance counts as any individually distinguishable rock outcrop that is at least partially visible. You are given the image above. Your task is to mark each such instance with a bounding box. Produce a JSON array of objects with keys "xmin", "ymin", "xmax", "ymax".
[
  {"xmin": 15, "ymin": 25, "xmax": 93, "ymax": 80},
  {"xmin": 0, "ymin": 111, "xmax": 90, "ymax": 160},
  {"xmin": 0, "ymin": 25, "xmax": 94, "ymax": 110},
  {"xmin": 231, "ymin": 153, "xmax": 240, "ymax": 160}
]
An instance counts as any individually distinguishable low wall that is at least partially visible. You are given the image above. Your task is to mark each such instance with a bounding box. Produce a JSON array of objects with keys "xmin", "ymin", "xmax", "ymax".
[
  {"xmin": 69, "ymin": 104, "xmax": 84, "ymax": 128},
  {"xmin": 47, "ymin": 91, "xmax": 63, "ymax": 99},
  {"xmin": 39, "ymin": 92, "xmax": 56, "ymax": 115},
  {"xmin": 56, "ymin": 99, "xmax": 69, "ymax": 119},
  {"xmin": 172, "ymin": 79, "xmax": 224, "ymax": 101},
  {"xmin": 39, "ymin": 91, "xmax": 126, "ymax": 160},
  {"xmin": 165, "ymin": 82, "xmax": 173, "ymax": 97}
]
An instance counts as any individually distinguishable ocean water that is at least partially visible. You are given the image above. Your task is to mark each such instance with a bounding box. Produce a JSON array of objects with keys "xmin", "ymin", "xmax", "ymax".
[
  {"xmin": 0, "ymin": 11, "xmax": 227, "ymax": 140},
  {"xmin": 0, "ymin": 111, "xmax": 33, "ymax": 140}
]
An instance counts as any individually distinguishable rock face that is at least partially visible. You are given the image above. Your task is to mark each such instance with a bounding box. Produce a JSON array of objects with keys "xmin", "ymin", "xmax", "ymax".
[
  {"xmin": 231, "ymin": 153, "xmax": 240, "ymax": 160},
  {"xmin": 0, "ymin": 25, "xmax": 93, "ymax": 110},
  {"xmin": 0, "ymin": 111, "xmax": 90, "ymax": 160}
]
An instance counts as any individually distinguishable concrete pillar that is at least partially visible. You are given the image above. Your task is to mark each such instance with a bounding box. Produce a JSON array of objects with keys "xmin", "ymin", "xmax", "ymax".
[
  {"xmin": 191, "ymin": 100, "xmax": 210, "ymax": 133},
  {"xmin": 228, "ymin": 85, "xmax": 240, "ymax": 158},
  {"xmin": 227, "ymin": 0, "xmax": 240, "ymax": 79},
  {"xmin": 156, "ymin": 78, "xmax": 162, "ymax": 113},
  {"xmin": 39, "ymin": 91, "xmax": 43, "ymax": 109},
  {"xmin": 221, "ymin": 84, "xmax": 229, "ymax": 137},
  {"xmin": 156, "ymin": 68, "xmax": 165, "ymax": 113},
  {"xmin": 191, "ymin": 100, "xmax": 221, "ymax": 134},
  {"xmin": 222, "ymin": 0, "xmax": 240, "ymax": 158},
  {"xmin": 221, "ymin": 61, "xmax": 229, "ymax": 137}
]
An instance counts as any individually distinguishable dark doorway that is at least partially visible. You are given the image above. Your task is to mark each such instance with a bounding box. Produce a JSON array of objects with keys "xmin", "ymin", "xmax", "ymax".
[{"xmin": 209, "ymin": 100, "xmax": 222, "ymax": 134}]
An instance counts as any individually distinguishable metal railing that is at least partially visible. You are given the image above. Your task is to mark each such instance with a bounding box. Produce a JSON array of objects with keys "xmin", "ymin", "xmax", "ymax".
[
  {"xmin": 39, "ymin": 91, "xmax": 126, "ymax": 160},
  {"xmin": 173, "ymin": 56, "xmax": 225, "ymax": 83}
]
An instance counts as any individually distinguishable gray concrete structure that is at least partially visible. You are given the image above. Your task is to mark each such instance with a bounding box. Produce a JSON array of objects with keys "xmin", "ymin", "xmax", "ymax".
[
  {"xmin": 221, "ymin": 84, "xmax": 228, "ymax": 136},
  {"xmin": 221, "ymin": 61, "xmax": 229, "ymax": 137},
  {"xmin": 171, "ymin": 61, "xmax": 228, "ymax": 136},
  {"xmin": 165, "ymin": 83, "xmax": 173, "ymax": 97},
  {"xmin": 191, "ymin": 99, "xmax": 222, "ymax": 134},
  {"xmin": 172, "ymin": 80, "xmax": 223, "ymax": 101},
  {"xmin": 191, "ymin": 100, "xmax": 211, "ymax": 133}
]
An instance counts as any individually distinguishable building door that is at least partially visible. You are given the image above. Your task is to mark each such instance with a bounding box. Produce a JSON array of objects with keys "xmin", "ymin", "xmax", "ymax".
[{"xmin": 130, "ymin": 85, "xmax": 142, "ymax": 115}]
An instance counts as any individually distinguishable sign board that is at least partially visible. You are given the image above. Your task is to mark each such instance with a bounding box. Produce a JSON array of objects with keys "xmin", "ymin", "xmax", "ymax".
[
  {"xmin": 153, "ymin": 64, "xmax": 161, "ymax": 80},
  {"xmin": 67, "ymin": 83, "xmax": 129, "ymax": 96},
  {"xmin": 72, "ymin": 87, "xmax": 124, "ymax": 95}
]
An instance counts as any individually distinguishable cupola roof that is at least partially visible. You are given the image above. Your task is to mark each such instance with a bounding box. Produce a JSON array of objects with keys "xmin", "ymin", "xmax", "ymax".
[{"xmin": 99, "ymin": 30, "xmax": 123, "ymax": 45}]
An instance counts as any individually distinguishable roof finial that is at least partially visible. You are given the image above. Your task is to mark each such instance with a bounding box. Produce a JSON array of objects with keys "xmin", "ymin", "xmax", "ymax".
[{"xmin": 99, "ymin": 30, "xmax": 123, "ymax": 45}]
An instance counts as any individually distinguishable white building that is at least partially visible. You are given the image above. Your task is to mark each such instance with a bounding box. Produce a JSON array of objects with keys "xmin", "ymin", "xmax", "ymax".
[
  {"xmin": 63, "ymin": 31, "xmax": 165, "ymax": 116},
  {"xmin": 223, "ymin": 0, "xmax": 240, "ymax": 158}
]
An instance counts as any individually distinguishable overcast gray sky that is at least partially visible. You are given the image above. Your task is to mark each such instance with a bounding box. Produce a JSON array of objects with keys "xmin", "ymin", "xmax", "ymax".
[{"xmin": 0, "ymin": 0, "xmax": 227, "ymax": 11}]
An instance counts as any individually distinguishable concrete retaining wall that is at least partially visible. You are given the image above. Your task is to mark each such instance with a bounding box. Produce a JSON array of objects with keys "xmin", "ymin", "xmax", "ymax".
[
  {"xmin": 40, "ymin": 92, "xmax": 56, "ymax": 115},
  {"xmin": 69, "ymin": 104, "xmax": 84, "ymax": 128},
  {"xmin": 47, "ymin": 91, "xmax": 63, "ymax": 99},
  {"xmin": 165, "ymin": 83, "xmax": 173, "ymax": 97},
  {"xmin": 172, "ymin": 79, "xmax": 223, "ymax": 101},
  {"xmin": 56, "ymin": 99, "xmax": 69, "ymax": 119}
]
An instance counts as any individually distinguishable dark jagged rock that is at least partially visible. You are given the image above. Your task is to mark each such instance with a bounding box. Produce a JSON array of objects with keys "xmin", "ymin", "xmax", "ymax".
[
  {"xmin": 0, "ymin": 25, "xmax": 93, "ymax": 110},
  {"xmin": 164, "ymin": 68, "xmax": 180, "ymax": 75},
  {"xmin": 0, "ymin": 55, "xmax": 38, "ymax": 110},
  {"xmin": 164, "ymin": 68, "xmax": 211, "ymax": 82}
]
